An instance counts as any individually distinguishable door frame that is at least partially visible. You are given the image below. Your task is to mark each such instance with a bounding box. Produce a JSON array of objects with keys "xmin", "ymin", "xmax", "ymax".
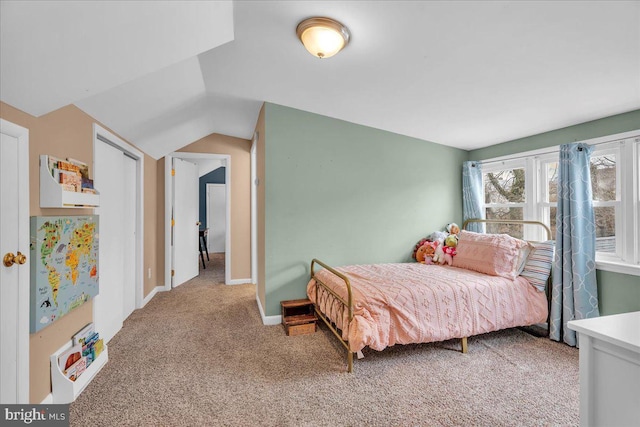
[
  {"xmin": 165, "ymin": 152, "xmax": 231, "ymax": 288},
  {"xmin": 0, "ymin": 118, "xmax": 29, "ymax": 403},
  {"xmin": 206, "ymin": 183, "xmax": 227, "ymax": 253},
  {"xmin": 92, "ymin": 124, "xmax": 145, "ymax": 313},
  {"xmin": 250, "ymin": 134, "xmax": 257, "ymax": 284}
]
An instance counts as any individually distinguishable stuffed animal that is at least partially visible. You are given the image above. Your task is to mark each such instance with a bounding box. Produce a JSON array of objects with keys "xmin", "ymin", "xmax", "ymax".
[
  {"xmin": 446, "ymin": 223, "xmax": 460, "ymax": 236},
  {"xmin": 442, "ymin": 245, "xmax": 457, "ymax": 265},
  {"xmin": 412, "ymin": 237, "xmax": 429, "ymax": 260},
  {"xmin": 432, "ymin": 241, "xmax": 446, "ymax": 265},
  {"xmin": 416, "ymin": 240, "xmax": 437, "ymax": 264},
  {"xmin": 429, "ymin": 230, "xmax": 448, "ymax": 244},
  {"xmin": 444, "ymin": 234, "xmax": 458, "ymax": 248}
]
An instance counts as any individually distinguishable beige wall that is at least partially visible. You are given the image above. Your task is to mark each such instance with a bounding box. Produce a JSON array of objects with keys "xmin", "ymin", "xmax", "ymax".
[
  {"xmin": 0, "ymin": 101, "xmax": 160, "ymax": 403},
  {"xmin": 177, "ymin": 134, "xmax": 252, "ymax": 280},
  {"xmin": 254, "ymin": 105, "xmax": 266, "ymax": 311}
]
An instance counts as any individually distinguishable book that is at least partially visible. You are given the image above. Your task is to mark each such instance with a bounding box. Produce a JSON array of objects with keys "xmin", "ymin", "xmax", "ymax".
[
  {"xmin": 81, "ymin": 177, "xmax": 94, "ymax": 189},
  {"xmin": 65, "ymin": 356, "xmax": 87, "ymax": 382},
  {"xmin": 72, "ymin": 323, "xmax": 95, "ymax": 346},
  {"xmin": 58, "ymin": 344, "xmax": 82, "ymax": 373},
  {"xmin": 67, "ymin": 158, "xmax": 90, "ymax": 179},
  {"xmin": 84, "ymin": 349, "xmax": 94, "ymax": 367},
  {"xmin": 83, "ymin": 332, "xmax": 99, "ymax": 348},
  {"xmin": 79, "ymin": 330, "xmax": 100, "ymax": 367},
  {"xmin": 57, "ymin": 160, "xmax": 80, "ymax": 173},
  {"xmin": 59, "ymin": 171, "xmax": 81, "ymax": 189},
  {"xmin": 47, "ymin": 155, "xmax": 63, "ymax": 175},
  {"xmin": 94, "ymin": 338, "xmax": 104, "ymax": 359}
]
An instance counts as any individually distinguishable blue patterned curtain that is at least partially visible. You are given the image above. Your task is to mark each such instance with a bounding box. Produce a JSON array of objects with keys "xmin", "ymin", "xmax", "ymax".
[
  {"xmin": 549, "ymin": 143, "xmax": 599, "ymax": 346},
  {"xmin": 462, "ymin": 161, "xmax": 484, "ymax": 233}
]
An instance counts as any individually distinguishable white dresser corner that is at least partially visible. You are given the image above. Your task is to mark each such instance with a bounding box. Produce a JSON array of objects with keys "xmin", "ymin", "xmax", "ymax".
[{"xmin": 568, "ymin": 311, "xmax": 640, "ymax": 427}]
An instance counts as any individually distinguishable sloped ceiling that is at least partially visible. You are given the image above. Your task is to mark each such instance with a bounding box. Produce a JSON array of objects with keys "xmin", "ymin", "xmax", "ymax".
[{"xmin": 1, "ymin": 1, "xmax": 639, "ymax": 159}]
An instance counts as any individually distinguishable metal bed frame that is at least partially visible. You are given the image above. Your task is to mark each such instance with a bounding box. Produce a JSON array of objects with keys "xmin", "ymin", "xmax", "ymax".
[{"xmin": 310, "ymin": 219, "xmax": 552, "ymax": 373}]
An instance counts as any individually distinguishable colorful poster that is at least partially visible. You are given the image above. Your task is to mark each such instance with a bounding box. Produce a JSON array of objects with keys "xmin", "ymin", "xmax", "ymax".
[{"xmin": 30, "ymin": 216, "xmax": 99, "ymax": 333}]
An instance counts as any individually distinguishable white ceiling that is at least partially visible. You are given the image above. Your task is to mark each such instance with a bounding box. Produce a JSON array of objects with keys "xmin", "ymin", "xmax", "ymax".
[{"xmin": 2, "ymin": 1, "xmax": 639, "ymax": 158}]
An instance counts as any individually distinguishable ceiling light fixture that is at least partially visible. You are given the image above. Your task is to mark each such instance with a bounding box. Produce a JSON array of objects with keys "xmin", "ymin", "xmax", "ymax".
[{"xmin": 296, "ymin": 17, "xmax": 350, "ymax": 59}]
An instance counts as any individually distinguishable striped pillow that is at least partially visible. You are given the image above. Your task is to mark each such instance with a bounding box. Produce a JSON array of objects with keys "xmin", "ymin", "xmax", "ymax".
[{"xmin": 520, "ymin": 241, "xmax": 555, "ymax": 292}]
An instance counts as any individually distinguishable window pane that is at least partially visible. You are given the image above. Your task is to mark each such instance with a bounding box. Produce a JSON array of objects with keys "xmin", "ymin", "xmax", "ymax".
[
  {"xmin": 549, "ymin": 207, "xmax": 557, "ymax": 240},
  {"xmin": 590, "ymin": 154, "xmax": 616, "ymax": 202},
  {"xmin": 484, "ymin": 168, "xmax": 525, "ymax": 204},
  {"xmin": 595, "ymin": 206, "xmax": 616, "ymax": 253},
  {"xmin": 546, "ymin": 162, "xmax": 558, "ymax": 203},
  {"xmin": 485, "ymin": 207, "xmax": 524, "ymax": 238}
]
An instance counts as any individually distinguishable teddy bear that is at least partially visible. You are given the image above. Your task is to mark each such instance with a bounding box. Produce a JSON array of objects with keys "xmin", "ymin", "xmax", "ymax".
[{"xmin": 446, "ymin": 223, "xmax": 460, "ymax": 235}]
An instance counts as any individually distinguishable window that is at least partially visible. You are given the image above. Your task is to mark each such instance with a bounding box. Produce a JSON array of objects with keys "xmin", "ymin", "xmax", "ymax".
[
  {"xmin": 538, "ymin": 156, "xmax": 558, "ymax": 241},
  {"xmin": 478, "ymin": 130, "xmax": 640, "ymax": 276},
  {"xmin": 482, "ymin": 160, "xmax": 526, "ymax": 238},
  {"xmin": 590, "ymin": 147, "xmax": 619, "ymax": 255}
]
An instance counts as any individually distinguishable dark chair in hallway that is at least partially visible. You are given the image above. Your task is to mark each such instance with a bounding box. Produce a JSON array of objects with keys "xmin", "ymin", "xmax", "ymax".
[{"xmin": 199, "ymin": 228, "xmax": 209, "ymax": 269}]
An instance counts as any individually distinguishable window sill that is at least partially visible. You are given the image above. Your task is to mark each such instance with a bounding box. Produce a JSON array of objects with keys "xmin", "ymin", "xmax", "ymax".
[{"xmin": 595, "ymin": 258, "xmax": 640, "ymax": 277}]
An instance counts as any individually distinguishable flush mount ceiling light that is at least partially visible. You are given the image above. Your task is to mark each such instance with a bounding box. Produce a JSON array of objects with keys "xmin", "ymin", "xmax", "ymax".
[{"xmin": 296, "ymin": 17, "xmax": 350, "ymax": 59}]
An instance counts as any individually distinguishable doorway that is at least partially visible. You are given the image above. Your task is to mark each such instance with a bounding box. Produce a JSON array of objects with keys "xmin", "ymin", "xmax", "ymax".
[
  {"xmin": 206, "ymin": 183, "xmax": 226, "ymax": 254},
  {"xmin": 0, "ymin": 119, "xmax": 29, "ymax": 404},
  {"xmin": 164, "ymin": 153, "xmax": 231, "ymax": 288}
]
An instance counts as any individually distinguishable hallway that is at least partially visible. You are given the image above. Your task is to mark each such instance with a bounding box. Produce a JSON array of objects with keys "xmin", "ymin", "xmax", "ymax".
[{"xmin": 199, "ymin": 252, "xmax": 225, "ymax": 283}]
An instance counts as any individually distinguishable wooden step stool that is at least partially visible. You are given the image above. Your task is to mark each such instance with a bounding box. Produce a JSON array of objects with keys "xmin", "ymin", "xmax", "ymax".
[{"xmin": 281, "ymin": 299, "xmax": 317, "ymax": 336}]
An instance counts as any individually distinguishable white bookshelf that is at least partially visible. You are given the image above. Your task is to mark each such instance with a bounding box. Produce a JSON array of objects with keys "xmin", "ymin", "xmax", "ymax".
[
  {"xmin": 50, "ymin": 340, "xmax": 108, "ymax": 404},
  {"xmin": 40, "ymin": 155, "xmax": 100, "ymax": 208}
]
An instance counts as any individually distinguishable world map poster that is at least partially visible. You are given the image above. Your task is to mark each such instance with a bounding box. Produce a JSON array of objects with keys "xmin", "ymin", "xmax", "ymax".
[{"xmin": 30, "ymin": 215, "xmax": 99, "ymax": 333}]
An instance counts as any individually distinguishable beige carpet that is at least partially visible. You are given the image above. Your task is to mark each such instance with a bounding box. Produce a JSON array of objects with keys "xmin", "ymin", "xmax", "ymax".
[{"xmin": 70, "ymin": 253, "xmax": 579, "ymax": 426}]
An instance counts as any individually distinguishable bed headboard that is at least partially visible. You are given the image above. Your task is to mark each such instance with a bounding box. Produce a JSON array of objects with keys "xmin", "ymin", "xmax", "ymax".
[{"xmin": 462, "ymin": 219, "xmax": 552, "ymax": 241}]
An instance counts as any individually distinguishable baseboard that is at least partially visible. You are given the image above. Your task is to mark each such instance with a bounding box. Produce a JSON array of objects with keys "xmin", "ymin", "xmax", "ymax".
[
  {"xmin": 141, "ymin": 286, "xmax": 163, "ymax": 308},
  {"xmin": 227, "ymin": 278, "xmax": 252, "ymax": 285},
  {"xmin": 255, "ymin": 294, "xmax": 282, "ymax": 326},
  {"xmin": 40, "ymin": 393, "xmax": 53, "ymax": 404}
]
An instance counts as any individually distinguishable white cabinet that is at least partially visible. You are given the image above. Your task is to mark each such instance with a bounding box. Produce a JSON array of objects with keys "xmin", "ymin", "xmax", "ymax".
[
  {"xmin": 40, "ymin": 155, "xmax": 100, "ymax": 208},
  {"xmin": 568, "ymin": 312, "xmax": 640, "ymax": 427}
]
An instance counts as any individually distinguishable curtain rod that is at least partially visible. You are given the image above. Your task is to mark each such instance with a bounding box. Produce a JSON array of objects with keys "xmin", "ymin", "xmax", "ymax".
[{"xmin": 472, "ymin": 136, "xmax": 631, "ymax": 166}]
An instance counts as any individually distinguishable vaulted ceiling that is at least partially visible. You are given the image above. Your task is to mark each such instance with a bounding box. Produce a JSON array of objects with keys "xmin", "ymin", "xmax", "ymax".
[{"xmin": 2, "ymin": 1, "xmax": 638, "ymax": 159}]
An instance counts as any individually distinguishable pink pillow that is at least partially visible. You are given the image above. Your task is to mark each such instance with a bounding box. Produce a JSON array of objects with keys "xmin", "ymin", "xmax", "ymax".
[{"xmin": 452, "ymin": 230, "xmax": 531, "ymax": 279}]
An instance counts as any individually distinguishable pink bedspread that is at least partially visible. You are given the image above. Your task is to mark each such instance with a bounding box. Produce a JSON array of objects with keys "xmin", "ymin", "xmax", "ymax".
[{"xmin": 307, "ymin": 263, "xmax": 548, "ymax": 352}]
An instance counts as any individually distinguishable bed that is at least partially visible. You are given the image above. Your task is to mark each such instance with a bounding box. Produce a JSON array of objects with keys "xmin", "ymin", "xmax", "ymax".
[{"xmin": 307, "ymin": 219, "xmax": 554, "ymax": 372}]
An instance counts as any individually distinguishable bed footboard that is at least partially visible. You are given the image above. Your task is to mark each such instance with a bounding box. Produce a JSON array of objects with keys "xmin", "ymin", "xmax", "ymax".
[{"xmin": 310, "ymin": 258, "xmax": 355, "ymax": 372}]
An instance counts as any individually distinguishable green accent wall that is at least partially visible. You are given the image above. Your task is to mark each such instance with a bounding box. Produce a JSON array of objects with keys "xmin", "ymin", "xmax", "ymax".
[
  {"xmin": 469, "ymin": 109, "xmax": 640, "ymax": 316},
  {"xmin": 468, "ymin": 109, "xmax": 640, "ymax": 161},
  {"xmin": 264, "ymin": 103, "xmax": 468, "ymax": 316},
  {"xmin": 597, "ymin": 270, "xmax": 640, "ymax": 315}
]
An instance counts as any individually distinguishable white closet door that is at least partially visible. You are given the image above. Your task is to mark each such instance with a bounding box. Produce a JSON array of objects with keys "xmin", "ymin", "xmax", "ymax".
[
  {"xmin": 94, "ymin": 142, "xmax": 125, "ymax": 344},
  {"xmin": 122, "ymin": 155, "xmax": 137, "ymax": 319},
  {"xmin": 173, "ymin": 158, "xmax": 199, "ymax": 286}
]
